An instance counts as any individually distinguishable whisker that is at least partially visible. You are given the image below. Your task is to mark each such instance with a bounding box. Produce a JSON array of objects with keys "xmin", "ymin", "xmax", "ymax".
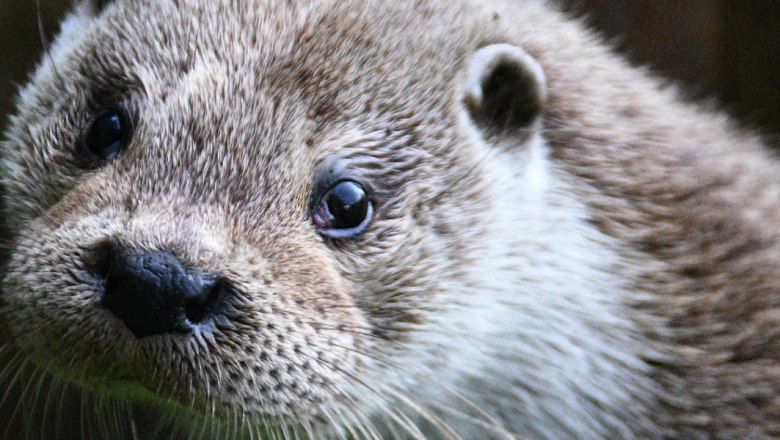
[
  {"xmin": 3, "ymin": 365, "xmax": 42, "ymax": 440},
  {"xmin": 23, "ymin": 364, "xmax": 50, "ymax": 439},
  {"xmin": 53, "ymin": 378, "xmax": 71, "ymax": 440},
  {"xmin": 332, "ymin": 406, "xmax": 361, "ymax": 440},
  {"xmin": 79, "ymin": 387, "xmax": 90, "ymax": 440},
  {"xmin": 291, "ymin": 347, "xmax": 431, "ymax": 440},
  {"xmin": 278, "ymin": 416, "xmax": 293, "ymax": 440},
  {"xmin": 384, "ymin": 407, "xmax": 427, "ymax": 440},
  {"xmin": 38, "ymin": 374, "xmax": 60, "ymax": 440},
  {"xmin": 260, "ymin": 414, "xmax": 276, "ymax": 440},
  {"xmin": 289, "ymin": 419, "xmax": 304, "ymax": 440},
  {"xmin": 382, "ymin": 384, "xmax": 464, "ymax": 440},
  {"xmin": 0, "ymin": 353, "xmax": 28, "ymax": 417},
  {"xmin": 300, "ymin": 415, "xmax": 317, "ymax": 440},
  {"xmin": 109, "ymin": 399, "xmax": 125, "ymax": 440},
  {"xmin": 334, "ymin": 338, "xmax": 524, "ymax": 439},
  {"xmin": 306, "ymin": 334, "xmax": 514, "ymax": 440},
  {"xmin": 321, "ymin": 407, "xmax": 349, "ymax": 440},
  {"xmin": 129, "ymin": 406, "xmax": 140, "ymax": 440},
  {"xmin": 432, "ymin": 403, "xmax": 522, "ymax": 440}
]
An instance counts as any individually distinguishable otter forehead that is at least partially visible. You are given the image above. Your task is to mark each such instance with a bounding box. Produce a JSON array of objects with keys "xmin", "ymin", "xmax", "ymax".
[
  {"xmin": 6, "ymin": 0, "xmax": 489, "ymax": 223},
  {"xmin": 82, "ymin": 0, "xmax": 474, "ymax": 141}
]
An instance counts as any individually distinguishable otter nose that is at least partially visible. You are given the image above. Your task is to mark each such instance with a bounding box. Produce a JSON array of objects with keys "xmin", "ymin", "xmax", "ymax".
[{"xmin": 94, "ymin": 245, "xmax": 224, "ymax": 338}]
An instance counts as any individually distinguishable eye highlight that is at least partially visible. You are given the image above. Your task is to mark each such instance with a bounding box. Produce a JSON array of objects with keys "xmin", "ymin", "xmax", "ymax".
[
  {"xmin": 313, "ymin": 180, "xmax": 373, "ymax": 238},
  {"xmin": 79, "ymin": 108, "xmax": 131, "ymax": 165}
]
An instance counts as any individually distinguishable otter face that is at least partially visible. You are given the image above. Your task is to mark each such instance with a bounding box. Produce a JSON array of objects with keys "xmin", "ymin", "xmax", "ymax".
[{"xmin": 1, "ymin": 0, "xmax": 552, "ymax": 436}]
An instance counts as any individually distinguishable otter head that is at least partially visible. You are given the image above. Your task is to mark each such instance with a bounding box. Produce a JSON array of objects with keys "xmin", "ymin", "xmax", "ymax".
[{"xmin": 1, "ymin": 0, "xmax": 549, "ymax": 435}]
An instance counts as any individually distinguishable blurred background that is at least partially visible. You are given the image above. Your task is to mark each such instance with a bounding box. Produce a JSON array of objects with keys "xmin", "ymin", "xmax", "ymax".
[
  {"xmin": 1, "ymin": 0, "xmax": 779, "ymax": 138},
  {"xmin": 562, "ymin": 0, "xmax": 780, "ymax": 140}
]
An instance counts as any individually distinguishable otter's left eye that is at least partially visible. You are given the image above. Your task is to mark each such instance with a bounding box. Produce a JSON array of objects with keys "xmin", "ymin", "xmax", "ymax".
[
  {"xmin": 313, "ymin": 180, "xmax": 373, "ymax": 238},
  {"xmin": 80, "ymin": 108, "xmax": 131, "ymax": 164}
]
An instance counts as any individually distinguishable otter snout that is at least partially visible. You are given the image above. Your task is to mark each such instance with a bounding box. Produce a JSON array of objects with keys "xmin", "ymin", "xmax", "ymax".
[{"xmin": 92, "ymin": 243, "xmax": 228, "ymax": 338}]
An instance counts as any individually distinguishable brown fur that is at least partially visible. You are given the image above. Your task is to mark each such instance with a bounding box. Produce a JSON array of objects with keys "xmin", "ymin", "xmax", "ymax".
[
  {"xmin": 499, "ymin": 2, "xmax": 780, "ymax": 435},
  {"xmin": 1, "ymin": 0, "xmax": 778, "ymax": 438}
]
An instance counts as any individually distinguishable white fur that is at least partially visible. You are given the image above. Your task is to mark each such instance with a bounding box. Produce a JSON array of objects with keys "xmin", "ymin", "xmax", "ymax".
[{"xmin": 375, "ymin": 128, "xmax": 659, "ymax": 438}]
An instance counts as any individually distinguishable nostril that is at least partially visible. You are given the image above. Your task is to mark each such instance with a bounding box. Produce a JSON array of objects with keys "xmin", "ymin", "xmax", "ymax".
[
  {"xmin": 84, "ymin": 241, "xmax": 112, "ymax": 281},
  {"xmin": 184, "ymin": 279, "xmax": 226, "ymax": 325}
]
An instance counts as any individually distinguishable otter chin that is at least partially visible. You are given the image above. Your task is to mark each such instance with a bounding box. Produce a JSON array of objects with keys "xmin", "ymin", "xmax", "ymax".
[{"xmin": 2, "ymin": 0, "xmax": 780, "ymax": 439}]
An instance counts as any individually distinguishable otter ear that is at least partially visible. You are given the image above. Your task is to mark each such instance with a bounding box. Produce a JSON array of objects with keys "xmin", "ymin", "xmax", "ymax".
[{"xmin": 460, "ymin": 44, "xmax": 546, "ymax": 136}]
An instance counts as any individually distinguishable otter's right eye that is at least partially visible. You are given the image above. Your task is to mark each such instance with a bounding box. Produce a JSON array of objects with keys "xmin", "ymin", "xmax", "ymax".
[
  {"xmin": 80, "ymin": 109, "xmax": 131, "ymax": 164},
  {"xmin": 313, "ymin": 180, "xmax": 373, "ymax": 238}
]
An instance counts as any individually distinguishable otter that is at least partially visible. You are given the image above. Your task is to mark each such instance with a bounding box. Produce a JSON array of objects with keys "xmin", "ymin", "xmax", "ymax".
[{"xmin": 1, "ymin": 0, "xmax": 779, "ymax": 439}]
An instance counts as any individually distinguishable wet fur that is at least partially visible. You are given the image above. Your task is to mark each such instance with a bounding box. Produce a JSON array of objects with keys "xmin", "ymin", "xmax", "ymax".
[{"xmin": 1, "ymin": 0, "xmax": 779, "ymax": 439}]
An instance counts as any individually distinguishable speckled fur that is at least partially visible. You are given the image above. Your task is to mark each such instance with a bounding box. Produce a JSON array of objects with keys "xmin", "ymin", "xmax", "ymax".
[{"xmin": 1, "ymin": 0, "xmax": 779, "ymax": 439}]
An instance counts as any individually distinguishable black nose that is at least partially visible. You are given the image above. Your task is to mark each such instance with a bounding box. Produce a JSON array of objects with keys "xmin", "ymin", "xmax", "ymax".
[{"xmin": 93, "ymin": 244, "xmax": 225, "ymax": 338}]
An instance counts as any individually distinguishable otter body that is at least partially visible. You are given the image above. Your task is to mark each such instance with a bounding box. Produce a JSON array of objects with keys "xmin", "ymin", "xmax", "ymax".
[{"xmin": 2, "ymin": 1, "xmax": 779, "ymax": 439}]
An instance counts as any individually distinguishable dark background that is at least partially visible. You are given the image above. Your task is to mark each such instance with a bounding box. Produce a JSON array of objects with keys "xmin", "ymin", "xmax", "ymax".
[
  {"xmin": 562, "ymin": 0, "xmax": 780, "ymax": 141},
  {"xmin": 1, "ymin": 1, "xmax": 779, "ymax": 137}
]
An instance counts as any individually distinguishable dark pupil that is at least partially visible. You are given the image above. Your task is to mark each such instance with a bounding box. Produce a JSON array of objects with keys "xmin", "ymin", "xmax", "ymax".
[
  {"xmin": 86, "ymin": 111, "xmax": 124, "ymax": 159},
  {"xmin": 326, "ymin": 181, "xmax": 368, "ymax": 229}
]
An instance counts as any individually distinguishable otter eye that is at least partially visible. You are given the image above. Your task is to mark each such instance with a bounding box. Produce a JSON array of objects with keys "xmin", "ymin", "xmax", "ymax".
[
  {"xmin": 313, "ymin": 180, "xmax": 373, "ymax": 238},
  {"xmin": 81, "ymin": 108, "xmax": 130, "ymax": 163}
]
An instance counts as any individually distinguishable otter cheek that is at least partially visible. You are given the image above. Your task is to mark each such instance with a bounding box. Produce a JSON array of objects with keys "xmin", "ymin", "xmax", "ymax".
[
  {"xmin": 0, "ymin": 224, "xmax": 132, "ymax": 379},
  {"xmin": 203, "ymin": 247, "xmax": 371, "ymax": 416}
]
